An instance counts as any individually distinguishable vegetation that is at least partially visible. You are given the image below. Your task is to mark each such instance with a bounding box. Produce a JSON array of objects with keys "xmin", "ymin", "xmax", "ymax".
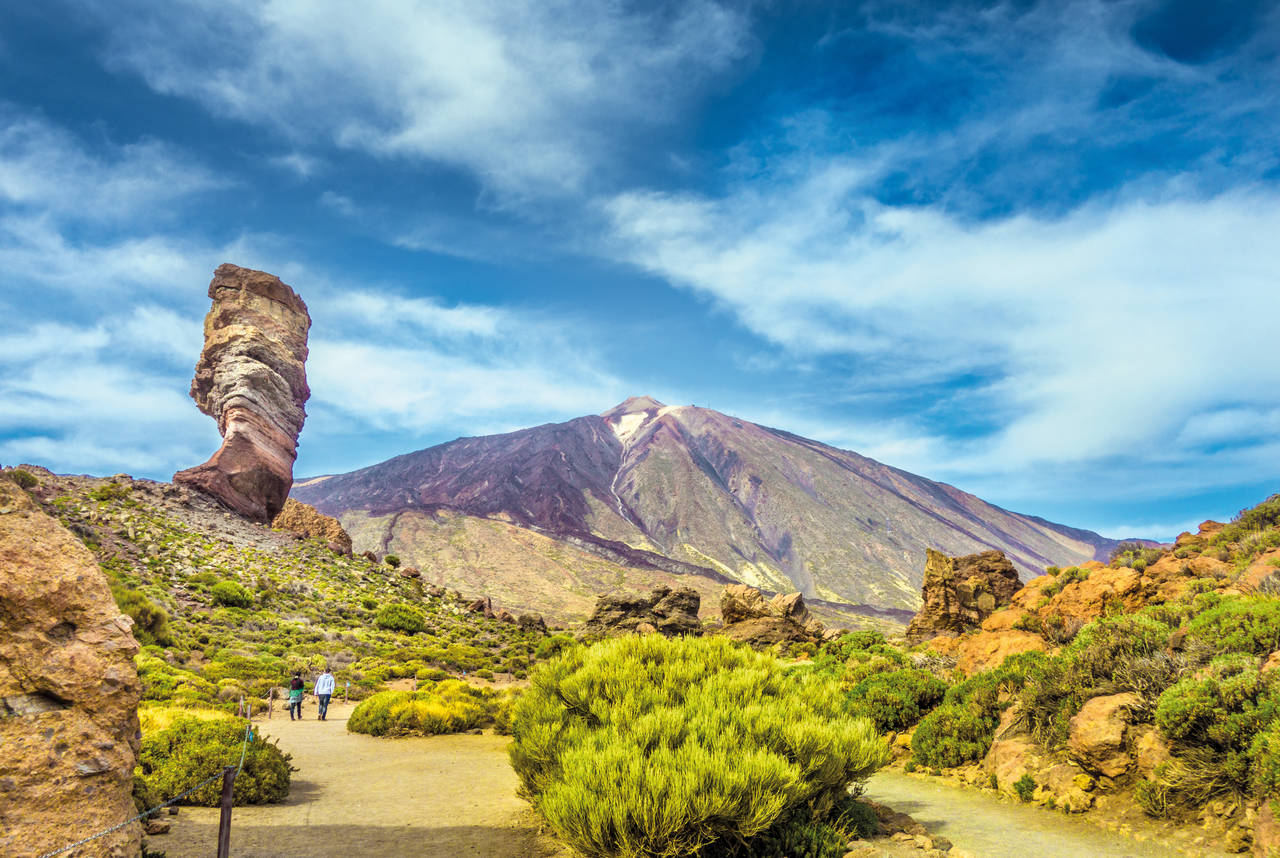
[
  {"xmin": 136, "ymin": 707, "xmax": 293, "ymax": 806},
  {"xmin": 847, "ymin": 668, "xmax": 946, "ymax": 733},
  {"xmin": 33, "ymin": 475, "xmax": 556, "ymax": 718},
  {"xmin": 375, "ymin": 603, "xmax": 426, "ymax": 634},
  {"xmin": 510, "ymin": 635, "xmax": 889, "ymax": 858},
  {"xmin": 6, "ymin": 468, "xmax": 38, "ymax": 488},
  {"xmin": 347, "ymin": 680, "xmax": 492, "ymax": 737}
]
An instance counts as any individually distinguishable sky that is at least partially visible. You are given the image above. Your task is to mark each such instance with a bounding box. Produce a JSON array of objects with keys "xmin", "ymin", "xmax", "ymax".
[{"xmin": 2, "ymin": 0, "xmax": 1278, "ymax": 540}]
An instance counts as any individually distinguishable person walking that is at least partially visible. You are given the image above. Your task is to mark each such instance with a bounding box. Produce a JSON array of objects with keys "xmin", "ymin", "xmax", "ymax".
[
  {"xmin": 288, "ymin": 672, "xmax": 305, "ymax": 720},
  {"xmin": 314, "ymin": 667, "xmax": 335, "ymax": 721}
]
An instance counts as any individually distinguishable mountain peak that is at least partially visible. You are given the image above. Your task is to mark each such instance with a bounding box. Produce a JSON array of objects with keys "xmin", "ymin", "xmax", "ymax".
[{"xmin": 601, "ymin": 396, "xmax": 666, "ymax": 419}]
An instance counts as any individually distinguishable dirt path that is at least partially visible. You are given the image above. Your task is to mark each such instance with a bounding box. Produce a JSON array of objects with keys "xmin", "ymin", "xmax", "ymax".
[
  {"xmin": 159, "ymin": 702, "xmax": 565, "ymax": 858},
  {"xmin": 864, "ymin": 771, "xmax": 1234, "ymax": 858}
]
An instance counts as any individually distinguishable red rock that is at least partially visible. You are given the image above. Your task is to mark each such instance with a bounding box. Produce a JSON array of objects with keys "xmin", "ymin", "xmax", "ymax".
[
  {"xmin": 174, "ymin": 264, "xmax": 311, "ymax": 523},
  {"xmin": 0, "ymin": 480, "xmax": 142, "ymax": 858},
  {"xmin": 906, "ymin": 549, "xmax": 1021, "ymax": 643},
  {"xmin": 271, "ymin": 498, "xmax": 352, "ymax": 555}
]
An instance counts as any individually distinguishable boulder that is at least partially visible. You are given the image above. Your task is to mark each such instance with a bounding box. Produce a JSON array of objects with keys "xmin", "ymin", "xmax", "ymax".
[
  {"xmin": 1256, "ymin": 801, "xmax": 1280, "ymax": 858},
  {"xmin": 0, "ymin": 480, "xmax": 142, "ymax": 858},
  {"xmin": 1067, "ymin": 692, "xmax": 1140, "ymax": 779},
  {"xmin": 928, "ymin": 628, "xmax": 1048, "ymax": 675},
  {"xmin": 717, "ymin": 585, "xmax": 826, "ymax": 646},
  {"xmin": 1133, "ymin": 726, "xmax": 1172, "ymax": 777},
  {"xmin": 467, "ymin": 596, "xmax": 495, "ymax": 618},
  {"xmin": 906, "ymin": 549, "xmax": 1021, "ymax": 643},
  {"xmin": 397, "ymin": 566, "xmax": 422, "ymax": 579},
  {"xmin": 584, "ymin": 587, "xmax": 702, "ymax": 637},
  {"xmin": 271, "ymin": 498, "xmax": 352, "ymax": 554},
  {"xmin": 174, "ymin": 264, "xmax": 312, "ymax": 523},
  {"xmin": 517, "ymin": 613, "xmax": 548, "ymax": 635}
]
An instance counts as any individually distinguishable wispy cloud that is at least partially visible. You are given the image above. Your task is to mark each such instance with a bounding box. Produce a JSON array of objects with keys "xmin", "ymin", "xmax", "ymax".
[{"xmin": 85, "ymin": 0, "xmax": 751, "ymax": 198}]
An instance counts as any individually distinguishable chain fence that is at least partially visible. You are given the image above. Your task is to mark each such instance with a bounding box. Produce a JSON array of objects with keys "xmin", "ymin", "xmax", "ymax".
[{"xmin": 37, "ymin": 718, "xmax": 254, "ymax": 858}]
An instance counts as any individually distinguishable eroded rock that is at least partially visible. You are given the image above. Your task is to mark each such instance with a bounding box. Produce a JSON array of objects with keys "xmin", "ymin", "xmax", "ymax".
[
  {"xmin": 0, "ymin": 480, "xmax": 141, "ymax": 858},
  {"xmin": 718, "ymin": 584, "xmax": 826, "ymax": 646},
  {"xmin": 1068, "ymin": 692, "xmax": 1140, "ymax": 779},
  {"xmin": 272, "ymin": 498, "xmax": 352, "ymax": 554},
  {"xmin": 174, "ymin": 264, "xmax": 311, "ymax": 523},
  {"xmin": 906, "ymin": 549, "xmax": 1021, "ymax": 643},
  {"xmin": 584, "ymin": 586, "xmax": 702, "ymax": 636}
]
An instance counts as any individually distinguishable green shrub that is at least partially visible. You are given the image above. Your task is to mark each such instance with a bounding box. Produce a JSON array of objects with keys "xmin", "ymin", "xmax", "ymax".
[
  {"xmin": 384, "ymin": 554, "xmax": 401, "ymax": 568},
  {"xmin": 1110, "ymin": 542, "xmax": 1165, "ymax": 571},
  {"xmin": 533, "ymin": 634, "xmax": 576, "ymax": 660},
  {"xmin": 1154, "ymin": 655, "xmax": 1278, "ymax": 787},
  {"xmin": 849, "ymin": 668, "xmax": 946, "ymax": 733},
  {"xmin": 137, "ymin": 716, "xmax": 292, "ymax": 805},
  {"xmin": 89, "ymin": 482, "xmax": 131, "ymax": 501},
  {"xmin": 1039, "ymin": 565, "xmax": 1091, "ymax": 600},
  {"xmin": 375, "ymin": 603, "xmax": 426, "ymax": 634},
  {"xmin": 347, "ymin": 681, "xmax": 491, "ymax": 737},
  {"xmin": 188, "ymin": 571, "xmax": 219, "ymax": 586},
  {"xmin": 7, "ymin": 468, "xmax": 38, "ymax": 488},
  {"xmin": 1013, "ymin": 773, "xmax": 1036, "ymax": 802},
  {"xmin": 361, "ymin": 597, "xmax": 378, "ymax": 610},
  {"xmin": 1249, "ymin": 721, "xmax": 1280, "ymax": 799},
  {"xmin": 911, "ymin": 703, "xmax": 992, "ymax": 768},
  {"xmin": 510, "ymin": 635, "xmax": 889, "ymax": 858},
  {"xmin": 210, "ymin": 581, "xmax": 252, "ymax": 609},
  {"xmin": 1186, "ymin": 597, "xmax": 1280, "ymax": 657},
  {"xmin": 112, "ymin": 586, "xmax": 173, "ymax": 647}
]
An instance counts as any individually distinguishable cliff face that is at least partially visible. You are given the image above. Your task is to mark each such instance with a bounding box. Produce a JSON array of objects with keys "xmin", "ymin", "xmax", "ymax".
[
  {"xmin": 905, "ymin": 548, "xmax": 1022, "ymax": 643},
  {"xmin": 0, "ymin": 477, "xmax": 141, "ymax": 858},
  {"xmin": 175, "ymin": 264, "xmax": 311, "ymax": 523}
]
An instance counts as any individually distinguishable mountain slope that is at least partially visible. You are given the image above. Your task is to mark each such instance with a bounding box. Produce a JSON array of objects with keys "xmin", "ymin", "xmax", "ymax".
[{"xmin": 294, "ymin": 397, "xmax": 1123, "ymax": 614}]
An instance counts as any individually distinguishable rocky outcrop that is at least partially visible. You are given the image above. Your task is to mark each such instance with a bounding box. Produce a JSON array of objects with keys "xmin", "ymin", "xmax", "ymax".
[
  {"xmin": 718, "ymin": 584, "xmax": 827, "ymax": 646},
  {"xmin": 0, "ymin": 479, "xmax": 141, "ymax": 858},
  {"xmin": 906, "ymin": 549, "xmax": 1021, "ymax": 643},
  {"xmin": 175, "ymin": 264, "xmax": 311, "ymax": 523},
  {"xmin": 1067, "ymin": 692, "xmax": 1141, "ymax": 779},
  {"xmin": 271, "ymin": 498, "xmax": 351, "ymax": 554},
  {"xmin": 584, "ymin": 586, "xmax": 702, "ymax": 636}
]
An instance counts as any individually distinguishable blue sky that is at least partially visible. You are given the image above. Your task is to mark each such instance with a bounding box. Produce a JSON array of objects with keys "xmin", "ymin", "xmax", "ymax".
[{"xmin": 3, "ymin": 0, "xmax": 1278, "ymax": 540}]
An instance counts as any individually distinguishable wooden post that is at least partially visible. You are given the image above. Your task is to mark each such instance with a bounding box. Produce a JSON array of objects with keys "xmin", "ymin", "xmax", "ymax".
[
  {"xmin": 344, "ymin": 681, "xmax": 350, "ymax": 704},
  {"xmin": 216, "ymin": 765, "xmax": 236, "ymax": 858},
  {"xmin": 267, "ymin": 687, "xmax": 274, "ymax": 720}
]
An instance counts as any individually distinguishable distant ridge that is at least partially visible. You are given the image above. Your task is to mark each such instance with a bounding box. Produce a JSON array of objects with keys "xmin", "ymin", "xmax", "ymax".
[{"xmin": 294, "ymin": 398, "xmax": 1125, "ymax": 620}]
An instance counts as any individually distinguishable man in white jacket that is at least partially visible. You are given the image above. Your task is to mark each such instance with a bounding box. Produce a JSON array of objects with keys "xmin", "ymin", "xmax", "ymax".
[{"xmin": 314, "ymin": 668, "xmax": 336, "ymax": 721}]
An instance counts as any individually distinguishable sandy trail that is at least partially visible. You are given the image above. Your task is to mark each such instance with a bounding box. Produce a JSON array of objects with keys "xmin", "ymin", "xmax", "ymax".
[{"xmin": 159, "ymin": 701, "xmax": 564, "ymax": 858}]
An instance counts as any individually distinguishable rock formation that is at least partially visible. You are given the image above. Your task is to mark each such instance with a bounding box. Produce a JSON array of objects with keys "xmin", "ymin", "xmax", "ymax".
[
  {"xmin": 584, "ymin": 586, "xmax": 702, "ymax": 636},
  {"xmin": 0, "ymin": 479, "xmax": 141, "ymax": 858},
  {"xmin": 175, "ymin": 264, "xmax": 311, "ymax": 523},
  {"xmin": 906, "ymin": 549, "xmax": 1021, "ymax": 643},
  {"xmin": 717, "ymin": 584, "xmax": 828, "ymax": 646},
  {"xmin": 271, "ymin": 498, "xmax": 352, "ymax": 554}
]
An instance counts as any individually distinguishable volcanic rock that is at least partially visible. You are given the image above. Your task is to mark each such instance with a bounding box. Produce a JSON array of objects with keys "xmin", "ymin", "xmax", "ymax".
[
  {"xmin": 1068, "ymin": 692, "xmax": 1141, "ymax": 779},
  {"xmin": 0, "ymin": 479, "xmax": 142, "ymax": 858},
  {"xmin": 174, "ymin": 264, "xmax": 311, "ymax": 523},
  {"xmin": 517, "ymin": 613, "xmax": 548, "ymax": 635},
  {"xmin": 718, "ymin": 584, "xmax": 826, "ymax": 646},
  {"xmin": 906, "ymin": 549, "xmax": 1021, "ymax": 643},
  {"xmin": 271, "ymin": 498, "xmax": 352, "ymax": 555},
  {"xmin": 584, "ymin": 586, "xmax": 702, "ymax": 636}
]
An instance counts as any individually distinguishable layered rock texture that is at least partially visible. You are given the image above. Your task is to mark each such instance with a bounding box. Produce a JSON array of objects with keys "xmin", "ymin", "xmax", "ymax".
[
  {"xmin": 0, "ymin": 477, "xmax": 141, "ymax": 858},
  {"xmin": 905, "ymin": 549, "xmax": 1022, "ymax": 643},
  {"xmin": 295, "ymin": 396, "xmax": 1122, "ymax": 621},
  {"xmin": 718, "ymin": 584, "xmax": 829, "ymax": 646},
  {"xmin": 583, "ymin": 586, "xmax": 702, "ymax": 636},
  {"xmin": 272, "ymin": 498, "xmax": 352, "ymax": 555},
  {"xmin": 175, "ymin": 264, "xmax": 311, "ymax": 523}
]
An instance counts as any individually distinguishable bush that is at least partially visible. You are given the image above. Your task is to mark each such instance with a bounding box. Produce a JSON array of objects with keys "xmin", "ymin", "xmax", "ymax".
[
  {"xmin": 361, "ymin": 597, "xmax": 378, "ymax": 610},
  {"xmin": 347, "ymin": 681, "xmax": 491, "ymax": 737},
  {"xmin": 6, "ymin": 468, "xmax": 38, "ymax": 488},
  {"xmin": 137, "ymin": 713, "xmax": 292, "ymax": 805},
  {"xmin": 375, "ymin": 603, "xmax": 426, "ymax": 634},
  {"xmin": 510, "ymin": 635, "xmax": 889, "ymax": 858},
  {"xmin": 89, "ymin": 481, "xmax": 131, "ymax": 501},
  {"xmin": 384, "ymin": 554, "xmax": 401, "ymax": 568},
  {"xmin": 849, "ymin": 668, "xmax": 946, "ymax": 733},
  {"xmin": 911, "ymin": 704, "xmax": 992, "ymax": 768},
  {"xmin": 1110, "ymin": 542, "xmax": 1165, "ymax": 571},
  {"xmin": 1186, "ymin": 597, "xmax": 1280, "ymax": 657},
  {"xmin": 533, "ymin": 634, "xmax": 576, "ymax": 660},
  {"xmin": 112, "ymin": 586, "xmax": 173, "ymax": 647},
  {"xmin": 1013, "ymin": 773, "xmax": 1036, "ymax": 802},
  {"xmin": 210, "ymin": 580, "xmax": 252, "ymax": 609}
]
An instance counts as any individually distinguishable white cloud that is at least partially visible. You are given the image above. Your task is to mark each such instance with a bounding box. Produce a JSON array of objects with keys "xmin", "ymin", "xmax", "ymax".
[
  {"xmin": 89, "ymin": 0, "xmax": 751, "ymax": 198},
  {"xmin": 602, "ymin": 168, "xmax": 1280, "ymax": 494},
  {"xmin": 0, "ymin": 109, "xmax": 222, "ymax": 221}
]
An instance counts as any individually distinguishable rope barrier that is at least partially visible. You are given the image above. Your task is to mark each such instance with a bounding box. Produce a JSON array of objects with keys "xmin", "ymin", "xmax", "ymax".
[{"xmin": 37, "ymin": 718, "xmax": 254, "ymax": 858}]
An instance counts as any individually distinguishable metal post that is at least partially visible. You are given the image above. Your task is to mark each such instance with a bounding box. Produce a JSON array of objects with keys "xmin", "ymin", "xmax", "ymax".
[{"xmin": 216, "ymin": 765, "xmax": 236, "ymax": 858}]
